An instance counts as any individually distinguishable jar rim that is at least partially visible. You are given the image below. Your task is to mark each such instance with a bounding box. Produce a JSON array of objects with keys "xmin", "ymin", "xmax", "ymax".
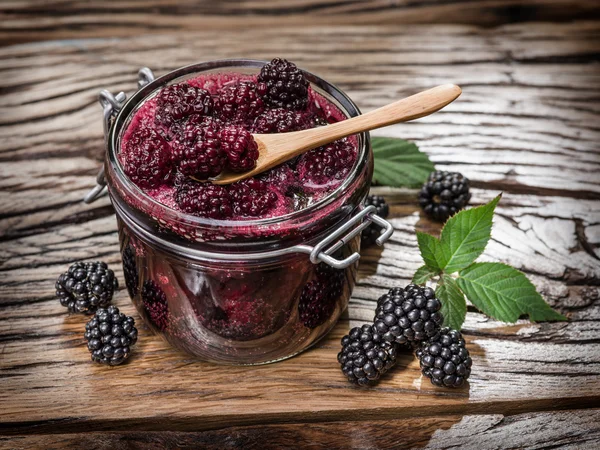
[{"xmin": 106, "ymin": 59, "xmax": 369, "ymax": 231}]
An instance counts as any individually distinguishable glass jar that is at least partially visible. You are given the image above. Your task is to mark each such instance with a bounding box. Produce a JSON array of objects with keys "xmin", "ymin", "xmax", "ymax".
[{"xmin": 86, "ymin": 60, "xmax": 393, "ymax": 364}]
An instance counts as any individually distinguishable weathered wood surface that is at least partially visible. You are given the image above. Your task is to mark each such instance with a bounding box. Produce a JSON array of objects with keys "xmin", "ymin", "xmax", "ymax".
[
  {"xmin": 2, "ymin": 0, "xmax": 600, "ymax": 46},
  {"xmin": 0, "ymin": 19, "xmax": 599, "ymax": 448}
]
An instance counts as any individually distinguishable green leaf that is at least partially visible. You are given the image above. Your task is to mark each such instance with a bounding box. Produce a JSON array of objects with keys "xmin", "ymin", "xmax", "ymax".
[
  {"xmin": 436, "ymin": 274, "xmax": 467, "ymax": 330},
  {"xmin": 416, "ymin": 231, "xmax": 443, "ymax": 271},
  {"xmin": 412, "ymin": 265, "xmax": 438, "ymax": 284},
  {"xmin": 372, "ymin": 137, "xmax": 435, "ymax": 188},
  {"xmin": 438, "ymin": 195, "xmax": 501, "ymax": 274},
  {"xmin": 457, "ymin": 262, "xmax": 566, "ymax": 323}
]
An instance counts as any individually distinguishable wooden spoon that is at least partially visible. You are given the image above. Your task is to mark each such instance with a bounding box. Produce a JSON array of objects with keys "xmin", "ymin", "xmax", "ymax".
[{"xmin": 211, "ymin": 84, "xmax": 461, "ymax": 185}]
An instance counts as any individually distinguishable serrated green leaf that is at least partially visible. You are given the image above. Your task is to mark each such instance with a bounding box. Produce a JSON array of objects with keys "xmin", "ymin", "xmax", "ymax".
[
  {"xmin": 372, "ymin": 137, "xmax": 435, "ymax": 188},
  {"xmin": 412, "ymin": 265, "xmax": 438, "ymax": 284},
  {"xmin": 438, "ymin": 195, "xmax": 501, "ymax": 274},
  {"xmin": 416, "ymin": 232, "xmax": 442, "ymax": 271},
  {"xmin": 436, "ymin": 274, "xmax": 467, "ymax": 330},
  {"xmin": 457, "ymin": 262, "xmax": 566, "ymax": 323}
]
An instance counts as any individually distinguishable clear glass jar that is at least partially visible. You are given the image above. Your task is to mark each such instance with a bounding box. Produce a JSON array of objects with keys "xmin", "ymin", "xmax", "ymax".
[{"xmin": 89, "ymin": 60, "xmax": 393, "ymax": 364}]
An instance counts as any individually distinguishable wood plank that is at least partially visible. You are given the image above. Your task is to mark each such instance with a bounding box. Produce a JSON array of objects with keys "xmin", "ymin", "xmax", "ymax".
[
  {"xmin": 1, "ymin": 0, "xmax": 600, "ymax": 46},
  {"xmin": 1, "ymin": 409, "xmax": 599, "ymax": 449}
]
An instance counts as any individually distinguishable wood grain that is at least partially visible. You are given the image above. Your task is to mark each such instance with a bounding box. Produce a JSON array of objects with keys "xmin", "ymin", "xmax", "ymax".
[
  {"xmin": 1, "ymin": 0, "xmax": 600, "ymax": 46},
  {"xmin": 0, "ymin": 18, "xmax": 599, "ymax": 447}
]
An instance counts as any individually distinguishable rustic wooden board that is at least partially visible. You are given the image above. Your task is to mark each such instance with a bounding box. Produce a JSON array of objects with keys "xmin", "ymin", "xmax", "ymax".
[{"xmin": 0, "ymin": 19, "xmax": 599, "ymax": 447}]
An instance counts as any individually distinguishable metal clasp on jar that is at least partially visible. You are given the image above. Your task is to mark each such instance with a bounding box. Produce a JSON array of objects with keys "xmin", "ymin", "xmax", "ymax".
[{"xmin": 84, "ymin": 68, "xmax": 156, "ymax": 204}]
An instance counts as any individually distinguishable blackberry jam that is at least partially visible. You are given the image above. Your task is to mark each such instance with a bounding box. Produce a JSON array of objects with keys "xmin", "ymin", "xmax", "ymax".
[{"xmin": 92, "ymin": 60, "xmax": 393, "ymax": 364}]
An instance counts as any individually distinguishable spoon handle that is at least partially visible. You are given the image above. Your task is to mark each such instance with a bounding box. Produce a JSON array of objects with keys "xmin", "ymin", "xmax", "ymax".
[{"xmin": 281, "ymin": 84, "xmax": 461, "ymax": 155}]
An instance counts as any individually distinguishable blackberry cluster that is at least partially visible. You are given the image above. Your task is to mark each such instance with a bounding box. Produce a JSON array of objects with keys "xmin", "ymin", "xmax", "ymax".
[
  {"xmin": 141, "ymin": 280, "xmax": 170, "ymax": 331},
  {"xmin": 298, "ymin": 263, "xmax": 345, "ymax": 329},
  {"xmin": 257, "ymin": 58, "xmax": 309, "ymax": 110},
  {"xmin": 172, "ymin": 121, "xmax": 226, "ymax": 179},
  {"xmin": 154, "ymin": 83, "xmax": 213, "ymax": 128},
  {"xmin": 122, "ymin": 127, "xmax": 173, "ymax": 188},
  {"xmin": 416, "ymin": 328, "xmax": 472, "ymax": 388},
  {"xmin": 216, "ymin": 81, "xmax": 264, "ymax": 124},
  {"xmin": 361, "ymin": 195, "xmax": 390, "ymax": 247},
  {"xmin": 252, "ymin": 108, "xmax": 310, "ymax": 134},
  {"xmin": 55, "ymin": 261, "xmax": 118, "ymax": 314},
  {"xmin": 298, "ymin": 139, "xmax": 354, "ymax": 185},
  {"xmin": 84, "ymin": 305, "xmax": 138, "ymax": 366},
  {"xmin": 338, "ymin": 324, "xmax": 399, "ymax": 385},
  {"xmin": 121, "ymin": 245, "xmax": 139, "ymax": 298},
  {"xmin": 219, "ymin": 126, "xmax": 260, "ymax": 172},
  {"xmin": 229, "ymin": 179, "xmax": 278, "ymax": 217},
  {"xmin": 175, "ymin": 179, "xmax": 233, "ymax": 219},
  {"xmin": 418, "ymin": 171, "xmax": 471, "ymax": 222},
  {"xmin": 373, "ymin": 285, "xmax": 443, "ymax": 345}
]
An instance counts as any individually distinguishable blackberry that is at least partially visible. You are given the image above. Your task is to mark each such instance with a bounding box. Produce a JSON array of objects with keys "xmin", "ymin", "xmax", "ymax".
[
  {"xmin": 219, "ymin": 126, "xmax": 259, "ymax": 172},
  {"xmin": 154, "ymin": 83, "xmax": 213, "ymax": 128},
  {"xmin": 229, "ymin": 179, "xmax": 278, "ymax": 217},
  {"xmin": 418, "ymin": 171, "xmax": 471, "ymax": 222},
  {"xmin": 55, "ymin": 261, "xmax": 118, "ymax": 314},
  {"xmin": 122, "ymin": 245, "xmax": 139, "ymax": 298},
  {"xmin": 373, "ymin": 285, "xmax": 443, "ymax": 345},
  {"xmin": 298, "ymin": 263, "xmax": 344, "ymax": 329},
  {"xmin": 416, "ymin": 327, "xmax": 472, "ymax": 388},
  {"xmin": 216, "ymin": 81, "xmax": 264, "ymax": 125},
  {"xmin": 172, "ymin": 121, "xmax": 226, "ymax": 179},
  {"xmin": 297, "ymin": 139, "xmax": 355, "ymax": 186},
  {"xmin": 84, "ymin": 305, "xmax": 138, "ymax": 366},
  {"xmin": 252, "ymin": 108, "xmax": 310, "ymax": 134},
  {"xmin": 337, "ymin": 324, "xmax": 399, "ymax": 386},
  {"xmin": 361, "ymin": 195, "xmax": 390, "ymax": 247},
  {"xmin": 175, "ymin": 179, "xmax": 233, "ymax": 219},
  {"xmin": 141, "ymin": 280, "xmax": 169, "ymax": 331},
  {"xmin": 257, "ymin": 58, "xmax": 309, "ymax": 110},
  {"xmin": 122, "ymin": 127, "xmax": 173, "ymax": 188}
]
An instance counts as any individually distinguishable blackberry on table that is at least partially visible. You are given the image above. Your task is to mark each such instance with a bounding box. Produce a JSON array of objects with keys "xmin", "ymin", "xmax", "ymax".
[
  {"xmin": 84, "ymin": 305, "xmax": 138, "ymax": 366},
  {"xmin": 361, "ymin": 195, "xmax": 390, "ymax": 247},
  {"xmin": 418, "ymin": 171, "xmax": 471, "ymax": 222},
  {"xmin": 122, "ymin": 127, "xmax": 173, "ymax": 188},
  {"xmin": 373, "ymin": 284, "xmax": 443, "ymax": 345},
  {"xmin": 220, "ymin": 126, "xmax": 260, "ymax": 172},
  {"xmin": 172, "ymin": 120, "xmax": 226, "ymax": 179},
  {"xmin": 175, "ymin": 179, "xmax": 233, "ymax": 219},
  {"xmin": 55, "ymin": 261, "xmax": 118, "ymax": 314},
  {"xmin": 257, "ymin": 58, "xmax": 309, "ymax": 110},
  {"xmin": 416, "ymin": 327, "xmax": 472, "ymax": 388},
  {"xmin": 141, "ymin": 280, "xmax": 169, "ymax": 331},
  {"xmin": 122, "ymin": 245, "xmax": 139, "ymax": 298},
  {"xmin": 337, "ymin": 324, "xmax": 399, "ymax": 386}
]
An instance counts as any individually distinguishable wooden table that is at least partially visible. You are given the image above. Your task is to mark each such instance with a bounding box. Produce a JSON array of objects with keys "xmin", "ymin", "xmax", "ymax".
[{"xmin": 1, "ymin": 2, "xmax": 599, "ymax": 448}]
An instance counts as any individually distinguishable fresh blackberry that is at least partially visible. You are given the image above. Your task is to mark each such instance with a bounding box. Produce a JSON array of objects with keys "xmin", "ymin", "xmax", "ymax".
[
  {"xmin": 219, "ymin": 126, "xmax": 260, "ymax": 172},
  {"xmin": 257, "ymin": 58, "xmax": 309, "ymax": 110},
  {"xmin": 84, "ymin": 305, "xmax": 138, "ymax": 366},
  {"xmin": 216, "ymin": 81, "xmax": 264, "ymax": 125},
  {"xmin": 122, "ymin": 245, "xmax": 139, "ymax": 298},
  {"xmin": 416, "ymin": 327, "xmax": 472, "ymax": 388},
  {"xmin": 154, "ymin": 83, "xmax": 213, "ymax": 128},
  {"xmin": 361, "ymin": 195, "xmax": 390, "ymax": 247},
  {"xmin": 175, "ymin": 179, "xmax": 233, "ymax": 219},
  {"xmin": 298, "ymin": 263, "xmax": 345, "ymax": 329},
  {"xmin": 55, "ymin": 261, "xmax": 118, "ymax": 314},
  {"xmin": 122, "ymin": 127, "xmax": 173, "ymax": 188},
  {"xmin": 252, "ymin": 108, "xmax": 310, "ymax": 134},
  {"xmin": 172, "ymin": 121, "xmax": 226, "ymax": 179},
  {"xmin": 229, "ymin": 179, "xmax": 278, "ymax": 217},
  {"xmin": 337, "ymin": 324, "xmax": 399, "ymax": 386},
  {"xmin": 373, "ymin": 285, "xmax": 443, "ymax": 345},
  {"xmin": 141, "ymin": 280, "xmax": 169, "ymax": 331},
  {"xmin": 418, "ymin": 171, "xmax": 471, "ymax": 222},
  {"xmin": 297, "ymin": 139, "xmax": 355, "ymax": 186}
]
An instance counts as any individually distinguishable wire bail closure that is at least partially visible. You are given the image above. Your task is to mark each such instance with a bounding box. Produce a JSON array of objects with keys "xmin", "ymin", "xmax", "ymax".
[{"xmin": 83, "ymin": 66, "xmax": 394, "ymax": 268}]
